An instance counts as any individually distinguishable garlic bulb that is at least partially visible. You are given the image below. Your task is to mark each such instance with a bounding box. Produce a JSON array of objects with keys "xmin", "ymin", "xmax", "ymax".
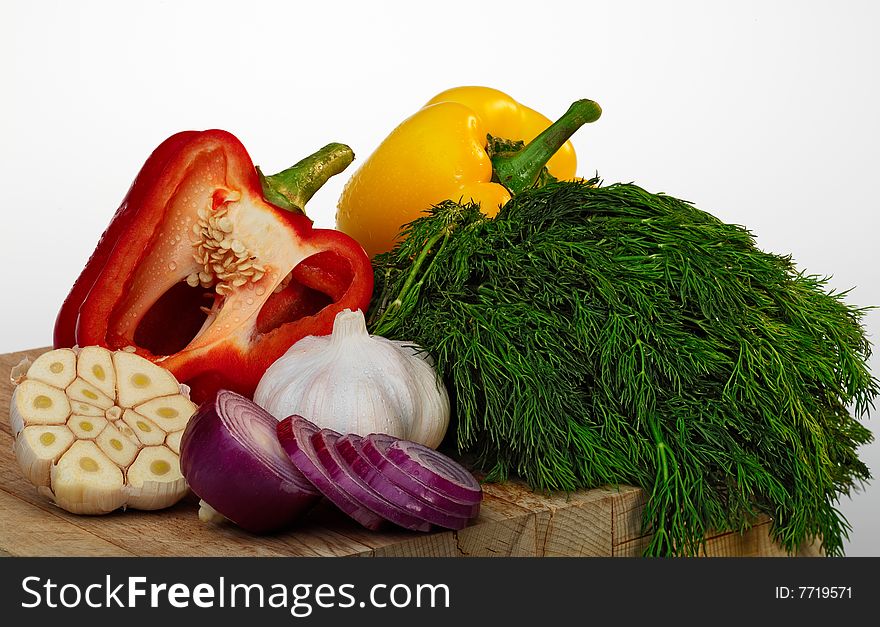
[{"xmin": 254, "ymin": 308, "xmax": 450, "ymax": 449}]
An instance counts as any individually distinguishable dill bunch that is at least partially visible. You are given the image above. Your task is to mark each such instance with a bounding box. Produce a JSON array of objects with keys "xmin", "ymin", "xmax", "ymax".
[{"xmin": 368, "ymin": 180, "xmax": 876, "ymax": 557}]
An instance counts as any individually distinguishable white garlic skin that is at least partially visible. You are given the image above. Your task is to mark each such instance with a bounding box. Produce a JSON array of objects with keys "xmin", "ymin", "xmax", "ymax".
[{"xmin": 254, "ymin": 309, "xmax": 450, "ymax": 449}]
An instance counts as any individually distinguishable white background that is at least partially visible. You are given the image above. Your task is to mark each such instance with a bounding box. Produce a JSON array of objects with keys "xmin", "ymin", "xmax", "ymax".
[{"xmin": 2, "ymin": 0, "xmax": 879, "ymax": 555}]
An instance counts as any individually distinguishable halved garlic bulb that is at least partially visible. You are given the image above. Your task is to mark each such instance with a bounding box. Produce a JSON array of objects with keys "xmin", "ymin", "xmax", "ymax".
[{"xmin": 9, "ymin": 346, "xmax": 197, "ymax": 515}]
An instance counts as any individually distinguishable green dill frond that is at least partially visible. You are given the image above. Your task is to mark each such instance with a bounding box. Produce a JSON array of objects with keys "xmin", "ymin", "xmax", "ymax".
[{"xmin": 369, "ymin": 180, "xmax": 877, "ymax": 557}]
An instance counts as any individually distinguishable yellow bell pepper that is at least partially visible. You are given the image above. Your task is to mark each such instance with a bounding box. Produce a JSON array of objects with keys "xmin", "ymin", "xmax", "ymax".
[
  {"xmin": 336, "ymin": 86, "xmax": 601, "ymax": 257},
  {"xmin": 424, "ymin": 86, "xmax": 579, "ymax": 180}
]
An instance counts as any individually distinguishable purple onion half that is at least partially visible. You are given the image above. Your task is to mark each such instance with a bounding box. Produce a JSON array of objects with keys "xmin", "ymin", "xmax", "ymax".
[{"xmin": 179, "ymin": 390, "xmax": 320, "ymax": 534}]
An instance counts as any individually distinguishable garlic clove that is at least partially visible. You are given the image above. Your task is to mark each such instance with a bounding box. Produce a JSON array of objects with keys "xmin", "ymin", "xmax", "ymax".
[
  {"xmin": 112, "ymin": 351, "xmax": 180, "ymax": 408},
  {"xmin": 76, "ymin": 346, "xmax": 117, "ymax": 400},
  {"xmin": 66, "ymin": 377, "xmax": 115, "ymax": 410},
  {"xmin": 14, "ymin": 425, "xmax": 76, "ymax": 487},
  {"xmin": 121, "ymin": 409, "xmax": 166, "ymax": 446},
  {"xmin": 50, "ymin": 440, "xmax": 126, "ymax": 515},
  {"xmin": 95, "ymin": 422, "xmax": 141, "ymax": 468},
  {"xmin": 25, "ymin": 349, "xmax": 77, "ymax": 389},
  {"xmin": 71, "ymin": 402, "xmax": 106, "ymax": 417},
  {"xmin": 13, "ymin": 380, "xmax": 71, "ymax": 430},
  {"xmin": 125, "ymin": 445, "xmax": 187, "ymax": 510},
  {"xmin": 66, "ymin": 414, "xmax": 109, "ymax": 440},
  {"xmin": 114, "ymin": 419, "xmax": 141, "ymax": 446},
  {"xmin": 134, "ymin": 394, "xmax": 197, "ymax": 432}
]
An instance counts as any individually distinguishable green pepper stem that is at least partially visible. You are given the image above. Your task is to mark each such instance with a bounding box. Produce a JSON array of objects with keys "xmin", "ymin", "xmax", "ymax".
[
  {"xmin": 491, "ymin": 99, "xmax": 601, "ymax": 195},
  {"xmin": 259, "ymin": 142, "xmax": 355, "ymax": 214}
]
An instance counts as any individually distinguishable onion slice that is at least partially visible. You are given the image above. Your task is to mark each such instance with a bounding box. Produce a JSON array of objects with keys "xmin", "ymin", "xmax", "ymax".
[
  {"xmin": 276, "ymin": 416, "xmax": 385, "ymax": 531},
  {"xmin": 363, "ymin": 434, "xmax": 482, "ymax": 507},
  {"xmin": 179, "ymin": 390, "xmax": 319, "ymax": 534},
  {"xmin": 312, "ymin": 430, "xmax": 432, "ymax": 532},
  {"xmin": 340, "ymin": 435, "xmax": 480, "ymax": 519},
  {"xmin": 335, "ymin": 434, "xmax": 470, "ymax": 529}
]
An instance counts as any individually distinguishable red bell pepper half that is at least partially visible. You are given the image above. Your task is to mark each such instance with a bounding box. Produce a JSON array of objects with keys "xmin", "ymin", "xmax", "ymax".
[{"xmin": 54, "ymin": 130, "xmax": 373, "ymax": 403}]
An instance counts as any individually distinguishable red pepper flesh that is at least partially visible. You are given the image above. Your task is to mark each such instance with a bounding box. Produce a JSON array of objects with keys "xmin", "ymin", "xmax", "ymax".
[{"xmin": 54, "ymin": 130, "xmax": 373, "ymax": 404}]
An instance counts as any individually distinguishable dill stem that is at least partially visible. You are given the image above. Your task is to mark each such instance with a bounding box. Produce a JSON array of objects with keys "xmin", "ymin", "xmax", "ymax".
[
  {"xmin": 372, "ymin": 227, "xmax": 449, "ymax": 335},
  {"xmin": 657, "ymin": 443, "xmax": 670, "ymax": 484},
  {"xmin": 367, "ymin": 267, "xmax": 394, "ymax": 327}
]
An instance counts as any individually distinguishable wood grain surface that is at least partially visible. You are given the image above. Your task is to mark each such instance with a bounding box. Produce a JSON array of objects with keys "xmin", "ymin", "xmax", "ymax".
[{"xmin": 0, "ymin": 347, "xmax": 818, "ymax": 557}]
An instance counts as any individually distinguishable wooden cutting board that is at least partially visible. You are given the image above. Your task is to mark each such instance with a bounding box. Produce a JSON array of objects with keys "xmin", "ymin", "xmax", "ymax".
[{"xmin": 0, "ymin": 347, "xmax": 818, "ymax": 557}]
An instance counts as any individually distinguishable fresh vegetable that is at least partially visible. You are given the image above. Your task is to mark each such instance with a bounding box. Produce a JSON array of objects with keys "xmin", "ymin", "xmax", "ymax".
[
  {"xmin": 343, "ymin": 433, "xmax": 480, "ymax": 523},
  {"xmin": 345, "ymin": 434, "xmax": 479, "ymax": 519},
  {"xmin": 310, "ymin": 428, "xmax": 431, "ymax": 532},
  {"xmin": 255, "ymin": 308, "xmax": 449, "ymax": 448},
  {"xmin": 178, "ymin": 389, "xmax": 320, "ymax": 534},
  {"xmin": 336, "ymin": 86, "xmax": 600, "ymax": 256},
  {"xmin": 372, "ymin": 436, "xmax": 482, "ymax": 504},
  {"xmin": 276, "ymin": 415, "xmax": 385, "ymax": 530},
  {"xmin": 8, "ymin": 346, "xmax": 197, "ymax": 514},
  {"xmin": 277, "ymin": 416, "xmax": 481, "ymax": 531},
  {"xmin": 53, "ymin": 131, "xmax": 373, "ymax": 404},
  {"xmin": 369, "ymin": 179, "xmax": 877, "ymax": 557}
]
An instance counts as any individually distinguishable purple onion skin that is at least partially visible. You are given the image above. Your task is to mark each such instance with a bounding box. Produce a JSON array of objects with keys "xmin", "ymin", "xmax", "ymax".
[{"xmin": 179, "ymin": 390, "xmax": 320, "ymax": 535}]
